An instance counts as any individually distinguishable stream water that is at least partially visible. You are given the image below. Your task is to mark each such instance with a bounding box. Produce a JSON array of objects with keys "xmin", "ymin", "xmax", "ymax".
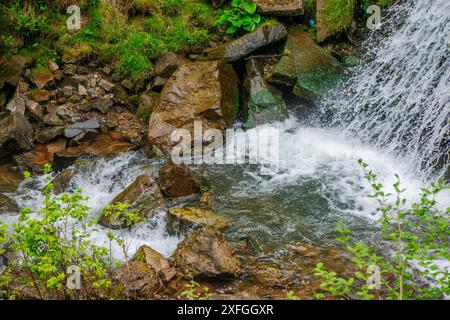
[{"xmin": 0, "ymin": 0, "xmax": 449, "ymax": 264}]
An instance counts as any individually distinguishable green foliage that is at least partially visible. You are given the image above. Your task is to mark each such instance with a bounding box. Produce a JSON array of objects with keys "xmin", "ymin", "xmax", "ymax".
[
  {"xmin": 217, "ymin": 0, "xmax": 262, "ymax": 35},
  {"xmin": 0, "ymin": 164, "xmax": 142, "ymax": 299},
  {"xmin": 181, "ymin": 279, "xmax": 211, "ymax": 300},
  {"xmin": 313, "ymin": 160, "xmax": 450, "ymax": 300},
  {"xmin": 322, "ymin": 0, "xmax": 357, "ymax": 34},
  {"xmin": 359, "ymin": 0, "xmax": 391, "ymax": 14},
  {"xmin": 0, "ymin": 2, "xmax": 48, "ymax": 40},
  {"xmin": 286, "ymin": 290, "xmax": 300, "ymax": 300}
]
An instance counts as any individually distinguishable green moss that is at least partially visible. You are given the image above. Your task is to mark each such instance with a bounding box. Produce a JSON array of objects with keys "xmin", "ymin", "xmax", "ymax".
[
  {"xmin": 359, "ymin": 0, "xmax": 391, "ymax": 13},
  {"xmin": 322, "ymin": 0, "xmax": 357, "ymax": 34}
]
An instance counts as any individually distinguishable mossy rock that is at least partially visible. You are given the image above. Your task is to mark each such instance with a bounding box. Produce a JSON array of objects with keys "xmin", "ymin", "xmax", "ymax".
[
  {"xmin": 166, "ymin": 206, "xmax": 230, "ymax": 233},
  {"xmin": 268, "ymin": 26, "xmax": 342, "ymax": 99}
]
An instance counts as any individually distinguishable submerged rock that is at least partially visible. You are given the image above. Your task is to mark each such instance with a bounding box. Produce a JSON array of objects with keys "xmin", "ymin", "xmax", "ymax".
[
  {"xmin": 206, "ymin": 22, "xmax": 288, "ymax": 62},
  {"xmin": 172, "ymin": 227, "xmax": 240, "ymax": 278},
  {"xmin": 158, "ymin": 162, "xmax": 202, "ymax": 198},
  {"xmin": 255, "ymin": 0, "xmax": 304, "ymax": 16},
  {"xmin": 268, "ymin": 26, "xmax": 342, "ymax": 99},
  {"xmin": 243, "ymin": 59, "xmax": 288, "ymax": 128},
  {"xmin": 148, "ymin": 60, "xmax": 239, "ymax": 154},
  {"xmin": 166, "ymin": 206, "xmax": 230, "ymax": 233},
  {"xmin": 99, "ymin": 175, "xmax": 164, "ymax": 229}
]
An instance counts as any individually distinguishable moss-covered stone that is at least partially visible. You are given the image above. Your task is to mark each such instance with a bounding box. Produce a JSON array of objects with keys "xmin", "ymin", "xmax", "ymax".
[
  {"xmin": 167, "ymin": 206, "xmax": 230, "ymax": 233},
  {"xmin": 268, "ymin": 26, "xmax": 342, "ymax": 99}
]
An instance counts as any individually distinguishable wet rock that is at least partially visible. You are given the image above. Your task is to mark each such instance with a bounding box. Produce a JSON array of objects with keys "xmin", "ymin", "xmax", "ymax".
[
  {"xmin": 112, "ymin": 261, "xmax": 161, "ymax": 299},
  {"xmin": 205, "ymin": 22, "xmax": 287, "ymax": 62},
  {"xmin": 50, "ymin": 168, "xmax": 77, "ymax": 195},
  {"xmin": 92, "ymin": 94, "xmax": 114, "ymax": 114},
  {"xmin": 255, "ymin": 0, "xmax": 304, "ymax": 16},
  {"xmin": 292, "ymin": 243, "xmax": 320, "ymax": 258},
  {"xmin": 0, "ymin": 107, "xmax": 34, "ymax": 163},
  {"xmin": 99, "ymin": 175, "xmax": 164, "ymax": 229},
  {"xmin": 35, "ymin": 126, "xmax": 65, "ymax": 144},
  {"xmin": 166, "ymin": 206, "xmax": 230, "ymax": 233},
  {"xmin": 13, "ymin": 139, "xmax": 66, "ymax": 173},
  {"xmin": 0, "ymin": 55, "xmax": 27, "ymax": 87},
  {"xmin": 148, "ymin": 61, "xmax": 239, "ymax": 153},
  {"xmin": 98, "ymin": 79, "xmax": 115, "ymax": 92},
  {"xmin": 64, "ymin": 118, "xmax": 100, "ymax": 138},
  {"xmin": 172, "ymin": 227, "xmax": 240, "ymax": 278},
  {"xmin": 32, "ymin": 70, "xmax": 54, "ymax": 89},
  {"xmin": 132, "ymin": 245, "xmax": 178, "ymax": 282},
  {"xmin": 158, "ymin": 162, "xmax": 202, "ymax": 198},
  {"xmin": 243, "ymin": 59, "xmax": 288, "ymax": 128},
  {"xmin": 268, "ymin": 26, "xmax": 342, "ymax": 99},
  {"xmin": 0, "ymin": 194, "xmax": 18, "ymax": 214},
  {"xmin": 0, "ymin": 163, "xmax": 22, "ymax": 192},
  {"xmin": 53, "ymin": 134, "xmax": 136, "ymax": 170},
  {"xmin": 251, "ymin": 263, "xmax": 283, "ymax": 287},
  {"xmin": 27, "ymin": 89, "xmax": 50, "ymax": 102}
]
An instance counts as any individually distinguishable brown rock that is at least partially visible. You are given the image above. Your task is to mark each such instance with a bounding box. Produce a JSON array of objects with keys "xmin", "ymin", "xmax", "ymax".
[
  {"xmin": 172, "ymin": 227, "xmax": 240, "ymax": 278},
  {"xmin": 13, "ymin": 139, "xmax": 66, "ymax": 173},
  {"xmin": 50, "ymin": 168, "xmax": 77, "ymax": 195},
  {"xmin": 0, "ymin": 163, "xmax": 22, "ymax": 192},
  {"xmin": 25, "ymin": 99, "xmax": 44, "ymax": 121},
  {"xmin": 32, "ymin": 70, "xmax": 54, "ymax": 89},
  {"xmin": 99, "ymin": 175, "xmax": 164, "ymax": 229},
  {"xmin": 47, "ymin": 60, "xmax": 59, "ymax": 72},
  {"xmin": 255, "ymin": 0, "xmax": 304, "ymax": 16},
  {"xmin": 35, "ymin": 126, "xmax": 65, "ymax": 144},
  {"xmin": 0, "ymin": 55, "xmax": 27, "ymax": 87},
  {"xmin": 148, "ymin": 61, "xmax": 239, "ymax": 154},
  {"xmin": 0, "ymin": 193, "xmax": 18, "ymax": 214},
  {"xmin": 166, "ymin": 206, "xmax": 230, "ymax": 233},
  {"xmin": 158, "ymin": 162, "xmax": 201, "ymax": 198},
  {"xmin": 27, "ymin": 89, "xmax": 50, "ymax": 102},
  {"xmin": 92, "ymin": 94, "xmax": 114, "ymax": 114},
  {"xmin": 132, "ymin": 245, "xmax": 178, "ymax": 282},
  {"xmin": 112, "ymin": 261, "xmax": 161, "ymax": 299}
]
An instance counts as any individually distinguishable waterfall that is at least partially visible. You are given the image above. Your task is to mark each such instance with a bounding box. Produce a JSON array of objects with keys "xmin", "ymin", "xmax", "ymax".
[{"xmin": 324, "ymin": 0, "xmax": 450, "ymax": 181}]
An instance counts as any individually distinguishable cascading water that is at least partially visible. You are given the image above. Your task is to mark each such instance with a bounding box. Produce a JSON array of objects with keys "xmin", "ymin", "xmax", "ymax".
[
  {"xmin": 324, "ymin": 0, "xmax": 450, "ymax": 181},
  {"xmin": 1, "ymin": 0, "xmax": 448, "ymax": 260}
]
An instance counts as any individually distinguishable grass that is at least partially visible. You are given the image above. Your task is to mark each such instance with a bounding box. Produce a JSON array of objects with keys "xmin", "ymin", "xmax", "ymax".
[
  {"xmin": 322, "ymin": 0, "xmax": 357, "ymax": 34},
  {"xmin": 56, "ymin": 0, "xmax": 220, "ymax": 83}
]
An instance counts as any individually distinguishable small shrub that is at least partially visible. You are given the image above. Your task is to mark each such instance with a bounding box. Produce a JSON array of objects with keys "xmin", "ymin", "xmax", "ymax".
[{"xmin": 216, "ymin": 0, "xmax": 262, "ymax": 35}]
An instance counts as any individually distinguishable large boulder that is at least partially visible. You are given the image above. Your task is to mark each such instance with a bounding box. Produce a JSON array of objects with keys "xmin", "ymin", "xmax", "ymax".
[
  {"xmin": 268, "ymin": 26, "xmax": 342, "ymax": 99},
  {"xmin": 0, "ymin": 193, "xmax": 18, "ymax": 214},
  {"xmin": 243, "ymin": 59, "xmax": 288, "ymax": 128},
  {"xmin": 50, "ymin": 168, "xmax": 77, "ymax": 195},
  {"xmin": 166, "ymin": 206, "xmax": 230, "ymax": 233},
  {"xmin": 206, "ymin": 22, "xmax": 288, "ymax": 62},
  {"xmin": 149, "ymin": 52, "xmax": 188, "ymax": 91},
  {"xmin": 172, "ymin": 227, "xmax": 240, "ymax": 278},
  {"xmin": 254, "ymin": 0, "xmax": 304, "ymax": 16},
  {"xmin": 158, "ymin": 162, "xmax": 202, "ymax": 198},
  {"xmin": 99, "ymin": 175, "xmax": 164, "ymax": 229},
  {"xmin": 0, "ymin": 98, "xmax": 34, "ymax": 163},
  {"xmin": 148, "ymin": 61, "xmax": 239, "ymax": 154}
]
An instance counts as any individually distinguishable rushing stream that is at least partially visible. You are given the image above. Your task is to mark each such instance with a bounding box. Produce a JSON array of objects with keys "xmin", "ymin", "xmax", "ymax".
[{"xmin": 0, "ymin": 0, "xmax": 449, "ymax": 263}]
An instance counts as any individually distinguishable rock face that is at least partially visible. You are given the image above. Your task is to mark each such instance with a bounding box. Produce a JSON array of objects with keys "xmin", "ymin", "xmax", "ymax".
[
  {"xmin": 243, "ymin": 59, "xmax": 288, "ymax": 128},
  {"xmin": 99, "ymin": 175, "xmax": 164, "ymax": 229},
  {"xmin": 132, "ymin": 245, "xmax": 178, "ymax": 282},
  {"xmin": 172, "ymin": 227, "xmax": 240, "ymax": 278},
  {"xmin": 255, "ymin": 0, "xmax": 304, "ymax": 16},
  {"xmin": 158, "ymin": 162, "xmax": 202, "ymax": 198},
  {"xmin": 268, "ymin": 27, "xmax": 341, "ymax": 99},
  {"xmin": 0, "ymin": 98, "xmax": 34, "ymax": 163},
  {"xmin": 166, "ymin": 206, "xmax": 230, "ymax": 233},
  {"xmin": 148, "ymin": 61, "xmax": 239, "ymax": 154},
  {"xmin": 206, "ymin": 22, "xmax": 288, "ymax": 62}
]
